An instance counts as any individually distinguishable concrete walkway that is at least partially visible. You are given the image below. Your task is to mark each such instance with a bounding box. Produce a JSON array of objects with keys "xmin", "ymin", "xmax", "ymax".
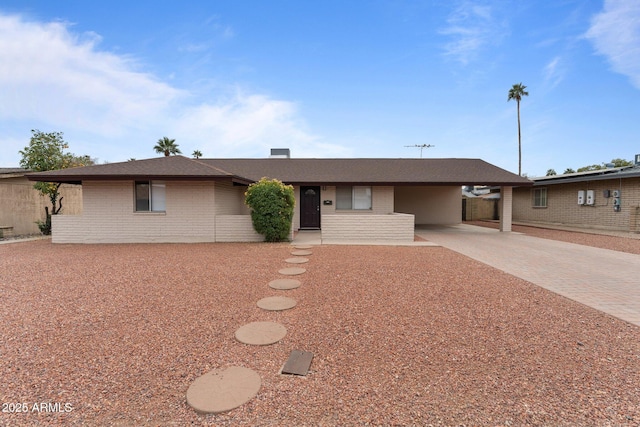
[{"xmin": 415, "ymin": 224, "xmax": 640, "ymax": 327}]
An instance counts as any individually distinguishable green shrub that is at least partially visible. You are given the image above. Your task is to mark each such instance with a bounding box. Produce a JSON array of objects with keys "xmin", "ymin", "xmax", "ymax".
[{"xmin": 245, "ymin": 177, "xmax": 295, "ymax": 242}]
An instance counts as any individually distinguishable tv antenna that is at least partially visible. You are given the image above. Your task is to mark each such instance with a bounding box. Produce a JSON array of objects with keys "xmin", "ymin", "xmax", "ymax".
[{"xmin": 404, "ymin": 144, "xmax": 434, "ymax": 158}]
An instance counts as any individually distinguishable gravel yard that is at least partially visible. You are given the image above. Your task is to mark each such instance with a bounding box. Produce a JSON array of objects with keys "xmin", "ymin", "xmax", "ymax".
[{"xmin": 1, "ymin": 237, "xmax": 639, "ymax": 426}]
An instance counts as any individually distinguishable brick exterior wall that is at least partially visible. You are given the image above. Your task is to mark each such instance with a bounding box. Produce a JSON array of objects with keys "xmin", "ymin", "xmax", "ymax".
[
  {"xmin": 321, "ymin": 213, "xmax": 415, "ymax": 242},
  {"xmin": 53, "ymin": 181, "xmax": 218, "ymax": 243},
  {"xmin": 513, "ymin": 177, "xmax": 640, "ymax": 232},
  {"xmin": 215, "ymin": 215, "xmax": 264, "ymax": 242},
  {"xmin": 499, "ymin": 186, "xmax": 513, "ymax": 232}
]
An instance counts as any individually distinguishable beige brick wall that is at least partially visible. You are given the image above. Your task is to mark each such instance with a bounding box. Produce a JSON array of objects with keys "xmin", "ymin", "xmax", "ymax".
[
  {"xmin": 319, "ymin": 186, "xmax": 394, "ymax": 215},
  {"xmin": 0, "ymin": 175, "xmax": 81, "ymax": 235},
  {"xmin": 394, "ymin": 186, "xmax": 460, "ymax": 225},
  {"xmin": 214, "ymin": 181, "xmax": 251, "ymax": 215},
  {"xmin": 53, "ymin": 181, "xmax": 217, "ymax": 243},
  {"xmin": 513, "ymin": 177, "xmax": 640, "ymax": 231},
  {"xmin": 499, "ymin": 186, "xmax": 513, "ymax": 232},
  {"xmin": 321, "ymin": 213, "xmax": 415, "ymax": 242},
  {"xmin": 215, "ymin": 215, "xmax": 264, "ymax": 242}
]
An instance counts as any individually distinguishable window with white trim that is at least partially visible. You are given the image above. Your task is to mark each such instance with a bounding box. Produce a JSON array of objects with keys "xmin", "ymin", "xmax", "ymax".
[
  {"xmin": 532, "ymin": 187, "xmax": 547, "ymax": 208},
  {"xmin": 336, "ymin": 186, "xmax": 372, "ymax": 210},
  {"xmin": 135, "ymin": 181, "xmax": 166, "ymax": 211}
]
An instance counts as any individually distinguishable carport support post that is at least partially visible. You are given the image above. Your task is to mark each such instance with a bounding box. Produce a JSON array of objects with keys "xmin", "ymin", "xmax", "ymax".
[{"xmin": 499, "ymin": 186, "xmax": 513, "ymax": 232}]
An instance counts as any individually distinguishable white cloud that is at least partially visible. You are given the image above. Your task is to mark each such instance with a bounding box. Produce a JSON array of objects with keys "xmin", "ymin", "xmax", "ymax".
[
  {"xmin": 439, "ymin": 1, "xmax": 508, "ymax": 66},
  {"xmin": 585, "ymin": 0, "xmax": 640, "ymax": 88},
  {"xmin": 0, "ymin": 13, "xmax": 330, "ymax": 165},
  {"xmin": 172, "ymin": 91, "xmax": 326, "ymax": 158},
  {"xmin": 0, "ymin": 14, "xmax": 184, "ymax": 135},
  {"xmin": 542, "ymin": 56, "xmax": 565, "ymax": 89}
]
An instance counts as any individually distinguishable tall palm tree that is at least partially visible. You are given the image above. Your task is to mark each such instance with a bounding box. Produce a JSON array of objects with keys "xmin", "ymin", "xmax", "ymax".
[
  {"xmin": 154, "ymin": 137, "xmax": 181, "ymax": 157},
  {"xmin": 507, "ymin": 83, "xmax": 529, "ymax": 176},
  {"xmin": 192, "ymin": 150, "xmax": 203, "ymax": 159}
]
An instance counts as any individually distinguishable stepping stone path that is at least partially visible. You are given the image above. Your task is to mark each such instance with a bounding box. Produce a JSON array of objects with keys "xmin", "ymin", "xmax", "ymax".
[
  {"xmin": 285, "ymin": 257, "xmax": 309, "ymax": 264},
  {"xmin": 291, "ymin": 250, "xmax": 312, "ymax": 256},
  {"xmin": 257, "ymin": 296, "xmax": 297, "ymax": 311},
  {"xmin": 187, "ymin": 244, "xmax": 313, "ymax": 415},
  {"xmin": 186, "ymin": 366, "xmax": 261, "ymax": 414},
  {"xmin": 278, "ymin": 267, "xmax": 306, "ymax": 275},
  {"xmin": 235, "ymin": 321, "xmax": 287, "ymax": 345},
  {"xmin": 269, "ymin": 278, "xmax": 302, "ymax": 290}
]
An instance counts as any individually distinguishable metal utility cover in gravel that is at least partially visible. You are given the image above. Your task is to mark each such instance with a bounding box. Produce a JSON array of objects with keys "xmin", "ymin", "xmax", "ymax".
[
  {"xmin": 186, "ymin": 366, "xmax": 261, "ymax": 414},
  {"xmin": 235, "ymin": 321, "xmax": 287, "ymax": 345},
  {"xmin": 278, "ymin": 267, "xmax": 306, "ymax": 275},
  {"xmin": 257, "ymin": 296, "xmax": 297, "ymax": 311},
  {"xmin": 291, "ymin": 250, "xmax": 313, "ymax": 256},
  {"xmin": 285, "ymin": 257, "xmax": 309, "ymax": 264},
  {"xmin": 281, "ymin": 350, "xmax": 314, "ymax": 376},
  {"xmin": 269, "ymin": 278, "xmax": 302, "ymax": 290}
]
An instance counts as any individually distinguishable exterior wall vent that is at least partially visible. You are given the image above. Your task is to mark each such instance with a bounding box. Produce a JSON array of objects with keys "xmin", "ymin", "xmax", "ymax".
[{"xmin": 270, "ymin": 148, "xmax": 291, "ymax": 158}]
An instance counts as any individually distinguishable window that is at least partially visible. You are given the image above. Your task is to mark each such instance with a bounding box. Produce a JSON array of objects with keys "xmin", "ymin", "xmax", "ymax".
[
  {"xmin": 532, "ymin": 187, "xmax": 547, "ymax": 208},
  {"xmin": 135, "ymin": 181, "xmax": 166, "ymax": 212},
  {"xmin": 336, "ymin": 186, "xmax": 372, "ymax": 210}
]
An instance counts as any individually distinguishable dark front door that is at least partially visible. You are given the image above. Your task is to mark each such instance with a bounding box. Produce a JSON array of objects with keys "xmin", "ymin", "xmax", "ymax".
[{"xmin": 300, "ymin": 186, "xmax": 321, "ymax": 229}]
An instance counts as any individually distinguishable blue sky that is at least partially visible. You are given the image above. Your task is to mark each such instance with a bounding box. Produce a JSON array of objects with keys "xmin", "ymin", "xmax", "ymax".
[{"xmin": 1, "ymin": 1, "xmax": 639, "ymax": 177}]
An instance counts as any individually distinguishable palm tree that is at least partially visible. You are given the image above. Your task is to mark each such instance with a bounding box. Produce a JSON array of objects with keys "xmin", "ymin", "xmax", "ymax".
[
  {"xmin": 507, "ymin": 83, "xmax": 529, "ymax": 176},
  {"xmin": 154, "ymin": 137, "xmax": 181, "ymax": 157},
  {"xmin": 192, "ymin": 150, "xmax": 203, "ymax": 159}
]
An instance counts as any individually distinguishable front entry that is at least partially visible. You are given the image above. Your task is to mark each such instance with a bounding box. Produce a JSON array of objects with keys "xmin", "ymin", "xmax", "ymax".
[{"xmin": 300, "ymin": 186, "xmax": 321, "ymax": 229}]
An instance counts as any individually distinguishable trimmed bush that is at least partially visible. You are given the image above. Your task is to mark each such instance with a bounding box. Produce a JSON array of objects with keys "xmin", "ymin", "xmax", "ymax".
[{"xmin": 245, "ymin": 177, "xmax": 295, "ymax": 242}]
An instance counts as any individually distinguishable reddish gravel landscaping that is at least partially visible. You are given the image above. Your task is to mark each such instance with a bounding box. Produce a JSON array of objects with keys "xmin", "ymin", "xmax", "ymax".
[{"xmin": 1, "ymin": 239, "xmax": 639, "ymax": 426}]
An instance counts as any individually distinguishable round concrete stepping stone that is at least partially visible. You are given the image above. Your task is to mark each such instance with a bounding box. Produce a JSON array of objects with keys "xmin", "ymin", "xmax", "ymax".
[
  {"xmin": 235, "ymin": 321, "xmax": 287, "ymax": 345},
  {"xmin": 257, "ymin": 296, "xmax": 297, "ymax": 311},
  {"xmin": 269, "ymin": 278, "xmax": 302, "ymax": 290},
  {"xmin": 285, "ymin": 257, "xmax": 309, "ymax": 264},
  {"xmin": 291, "ymin": 250, "xmax": 312, "ymax": 256},
  {"xmin": 293, "ymin": 244, "xmax": 313, "ymax": 249},
  {"xmin": 186, "ymin": 366, "xmax": 261, "ymax": 414},
  {"xmin": 278, "ymin": 267, "xmax": 306, "ymax": 275}
]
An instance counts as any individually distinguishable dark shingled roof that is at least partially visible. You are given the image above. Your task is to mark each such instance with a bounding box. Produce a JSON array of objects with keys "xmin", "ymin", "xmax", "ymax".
[
  {"xmin": 1, "ymin": 168, "xmax": 29, "ymax": 176},
  {"xmin": 25, "ymin": 156, "xmax": 247, "ymax": 184},
  {"xmin": 26, "ymin": 155, "xmax": 532, "ymax": 186}
]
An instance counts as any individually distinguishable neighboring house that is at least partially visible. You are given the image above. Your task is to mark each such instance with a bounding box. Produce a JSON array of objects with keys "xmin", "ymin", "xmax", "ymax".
[
  {"xmin": 26, "ymin": 153, "xmax": 531, "ymax": 243},
  {"xmin": 513, "ymin": 156, "xmax": 640, "ymax": 233},
  {"xmin": 0, "ymin": 168, "xmax": 82, "ymax": 236}
]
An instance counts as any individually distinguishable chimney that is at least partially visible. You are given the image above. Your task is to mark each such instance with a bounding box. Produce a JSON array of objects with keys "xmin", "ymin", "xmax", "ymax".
[
  {"xmin": 270, "ymin": 148, "xmax": 290, "ymax": 158},
  {"xmin": 635, "ymin": 154, "xmax": 640, "ymax": 166}
]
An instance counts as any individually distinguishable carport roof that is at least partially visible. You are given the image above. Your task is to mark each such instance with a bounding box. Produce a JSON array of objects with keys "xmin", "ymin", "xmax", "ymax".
[{"xmin": 26, "ymin": 155, "xmax": 532, "ymax": 186}]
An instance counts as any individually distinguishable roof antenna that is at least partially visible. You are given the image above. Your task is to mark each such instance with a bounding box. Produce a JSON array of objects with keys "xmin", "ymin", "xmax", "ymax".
[{"xmin": 404, "ymin": 144, "xmax": 434, "ymax": 158}]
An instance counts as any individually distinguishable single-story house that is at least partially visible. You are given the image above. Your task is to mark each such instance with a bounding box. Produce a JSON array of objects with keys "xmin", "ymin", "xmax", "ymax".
[
  {"xmin": 1, "ymin": 168, "xmax": 82, "ymax": 236},
  {"xmin": 26, "ymin": 152, "xmax": 531, "ymax": 243},
  {"xmin": 513, "ymin": 155, "xmax": 640, "ymax": 233}
]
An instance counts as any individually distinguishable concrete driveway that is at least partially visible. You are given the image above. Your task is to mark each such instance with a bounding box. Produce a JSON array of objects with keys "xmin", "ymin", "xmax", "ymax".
[{"xmin": 415, "ymin": 224, "xmax": 640, "ymax": 327}]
